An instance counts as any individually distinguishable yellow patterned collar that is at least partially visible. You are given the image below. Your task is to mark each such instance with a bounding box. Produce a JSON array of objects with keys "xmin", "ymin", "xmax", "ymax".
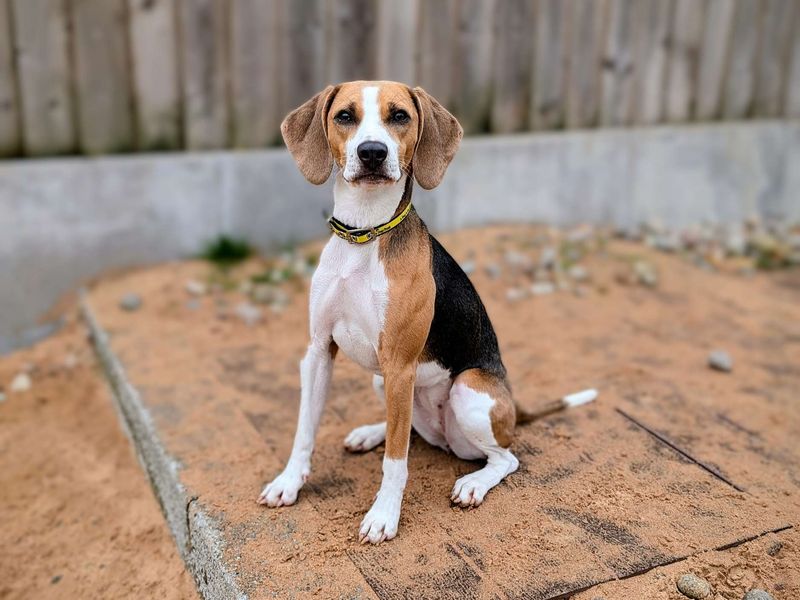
[{"xmin": 327, "ymin": 202, "xmax": 413, "ymax": 244}]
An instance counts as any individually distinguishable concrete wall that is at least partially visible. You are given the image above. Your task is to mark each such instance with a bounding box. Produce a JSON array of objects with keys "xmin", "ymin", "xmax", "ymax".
[{"xmin": 1, "ymin": 120, "xmax": 798, "ymax": 351}]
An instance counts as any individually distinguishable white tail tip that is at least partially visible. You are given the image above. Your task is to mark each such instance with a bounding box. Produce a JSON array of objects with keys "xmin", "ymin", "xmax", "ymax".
[{"xmin": 563, "ymin": 389, "xmax": 598, "ymax": 408}]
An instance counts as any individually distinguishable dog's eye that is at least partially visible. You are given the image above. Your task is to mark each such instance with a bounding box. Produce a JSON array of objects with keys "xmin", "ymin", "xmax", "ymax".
[
  {"xmin": 334, "ymin": 110, "xmax": 354, "ymax": 125},
  {"xmin": 391, "ymin": 110, "xmax": 410, "ymax": 125}
]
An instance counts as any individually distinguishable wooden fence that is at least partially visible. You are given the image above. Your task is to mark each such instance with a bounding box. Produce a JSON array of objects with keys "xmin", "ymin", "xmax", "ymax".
[{"xmin": 0, "ymin": 0, "xmax": 798, "ymax": 157}]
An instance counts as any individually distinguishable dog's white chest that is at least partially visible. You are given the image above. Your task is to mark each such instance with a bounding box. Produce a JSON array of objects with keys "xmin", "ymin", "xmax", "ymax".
[{"xmin": 311, "ymin": 237, "xmax": 389, "ymax": 373}]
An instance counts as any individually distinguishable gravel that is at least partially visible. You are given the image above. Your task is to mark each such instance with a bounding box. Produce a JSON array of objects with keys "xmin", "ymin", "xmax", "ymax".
[
  {"xmin": 119, "ymin": 293, "xmax": 142, "ymax": 311},
  {"xmin": 743, "ymin": 591, "xmax": 774, "ymax": 600},
  {"xmin": 708, "ymin": 350, "xmax": 733, "ymax": 373},
  {"xmin": 676, "ymin": 573, "xmax": 711, "ymax": 599}
]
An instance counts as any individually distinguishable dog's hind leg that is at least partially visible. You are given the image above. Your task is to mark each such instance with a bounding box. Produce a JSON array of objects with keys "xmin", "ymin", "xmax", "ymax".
[
  {"xmin": 344, "ymin": 375, "xmax": 387, "ymax": 452},
  {"xmin": 445, "ymin": 369, "xmax": 519, "ymax": 507}
]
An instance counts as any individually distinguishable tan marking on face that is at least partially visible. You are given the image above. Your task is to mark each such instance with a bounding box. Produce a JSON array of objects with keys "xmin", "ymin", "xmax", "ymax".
[
  {"xmin": 455, "ymin": 369, "xmax": 516, "ymax": 448},
  {"xmin": 377, "ymin": 212, "xmax": 435, "ymax": 460},
  {"xmin": 325, "ymin": 81, "xmax": 420, "ymax": 179}
]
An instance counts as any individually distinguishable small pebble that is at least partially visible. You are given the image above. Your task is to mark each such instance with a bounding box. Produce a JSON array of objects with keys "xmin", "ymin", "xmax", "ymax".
[
  {"xmin": 708, "ymin": 350, "xmax": 733, "ymax": 373},
  {"xmin": 235, "ymin": 302, "xmax": 262, "ymax": 326},
  {"xmin": 51, "ymin": 575, "xmax": 62, "ymax": 585},
  {"xmin": 459, "ymin": 260, "xmax": 476, "ymax": 276},
  {"xmin": 119, "ymin": 293, "xmax": 142, "ymax": 311},
  {"xmin": 633, "ymin": 260, "xmax": 658, "ymax": 287},
  {"xmin": 531, "ymin": 282, "xmax": 555, "ymax": 296},
  {"xmin": 10, "ymin": 372, "xmax": 32, "ymax": 393},
  {"xmin": 567, "ymin": 264, "xmax": 589, "ymax": 282},
  {"xmin": 743, "ymin": 591, "xmax": 774, "ymax": 600},
  {"xmin": 185, "ymin": 279, "xmax": 207, "ymax": 296},
  {"xmin": 484, "ymin": 263, "xmax": 501, "ymax": 279},
  {"xmin": 506, "ymin": 287, "xmax": 528, "ymax": 302},
  {"xmin": 676, "ymin": 573, "xmax": 711, "ymax": 599},
  {"xmin": 186, "ymin": 299, "xmax": 201, "ymax": 311},
  {"xmin": 538, "ymin": 246, "xmax": 557, "ymax": 270}
]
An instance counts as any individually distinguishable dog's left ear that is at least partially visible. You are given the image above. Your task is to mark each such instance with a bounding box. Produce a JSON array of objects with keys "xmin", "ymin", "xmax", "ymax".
[
  {"xmin": 281, "ymin": 85, "xmax": 339, "ymax": 185},
  {"xmin": 410, "ymin": 87, "xmax": 463, "ymax": 190}
]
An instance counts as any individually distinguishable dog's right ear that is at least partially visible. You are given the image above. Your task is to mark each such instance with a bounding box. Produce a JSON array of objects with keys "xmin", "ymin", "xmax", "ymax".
[{"xmin": 281, "ymin": 85, "xmax": 339, "ymax": 185}]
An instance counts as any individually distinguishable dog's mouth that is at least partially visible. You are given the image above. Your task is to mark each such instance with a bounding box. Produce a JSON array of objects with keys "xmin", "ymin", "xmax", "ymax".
[{"xmin": 351, "ymin": 173, "xmax": 395, "ymax": 185}]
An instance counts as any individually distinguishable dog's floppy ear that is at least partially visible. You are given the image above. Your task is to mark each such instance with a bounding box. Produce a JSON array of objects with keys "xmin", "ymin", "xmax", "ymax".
[
  {"xmin": 281, "ymin": 85, "xmax": 339, "ymax": 184},
  {"xmin": 410, "ymin": 87, "xmax": 463, "ymax": 190}
]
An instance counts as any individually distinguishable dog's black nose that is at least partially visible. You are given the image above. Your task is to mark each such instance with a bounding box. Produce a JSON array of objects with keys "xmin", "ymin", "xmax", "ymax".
[{"xmin": 357, "ymin": 141, "xmax": 388, "ymax": 170}]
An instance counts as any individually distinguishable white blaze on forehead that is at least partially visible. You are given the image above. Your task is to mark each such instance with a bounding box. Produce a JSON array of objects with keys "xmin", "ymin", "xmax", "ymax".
[{"xmin": 342, "ymin": 85, "xmax": 401, "ymax": 182}]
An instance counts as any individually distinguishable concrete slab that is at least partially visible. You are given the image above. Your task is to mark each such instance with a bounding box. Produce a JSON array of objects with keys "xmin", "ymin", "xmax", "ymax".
[{"xmin": 81, "ymin": 227, "xmax": 800, "ymax": 599}]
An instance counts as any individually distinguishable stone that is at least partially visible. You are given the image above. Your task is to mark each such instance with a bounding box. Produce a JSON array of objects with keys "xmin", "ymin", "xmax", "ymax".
[
  {"xmin": 633, "ymin": 260, "xmax": 658, "ymax": 287},
  {"xmin": 506, "ymin": 287, "xmax": 528, "ymax": 302},
  {"xmin": 538, "ymin": 246, "xmax": 557, "ymax": 270},
  {"xmin": 676, "ymin": 573, "xmax": 711, "ymax": 599},
  {"xmin": 567, "ymin": 264, "xmax": 589, "ymax": 281},
  {"xmin": 743, "ymin": 590, "xmax": 774, "ymax": 600},
  {"xmin": 185, "ymin": 279, "xmax": 207, "ymax": 296},
  {"xmin": 459, "ymin": 260, "xmax": 476, "ymax": 275},
  {"xmin": 531, "ymin": 282, "xmax": 555, "ymax": 296},
  {"xmin": 119, "ymin": 293, "xmax": 142, "ymax": 311},
  {"xmin": 10, "ymin": 372, "xmax": 32, "ymax": 393},
  {"xmin": 708, "ymin": 350, "xmax": 733, "ymax": 373},
  {"xmin": 484, "ymin": 263, "xmax": 502, "ymax": 279},
  {"xmin": 235, "ymin": 302, "xmax": 262, "ymax": 326}
]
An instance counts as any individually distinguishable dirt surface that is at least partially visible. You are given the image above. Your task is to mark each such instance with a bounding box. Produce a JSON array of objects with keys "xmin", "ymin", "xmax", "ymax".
[
  {"xmin": 0, "ymin": 316, "xmax": 197, "ymax": 599},
  {"xmin": 27, "ymin": 224, "xmax": 800, "ymax": 599}
]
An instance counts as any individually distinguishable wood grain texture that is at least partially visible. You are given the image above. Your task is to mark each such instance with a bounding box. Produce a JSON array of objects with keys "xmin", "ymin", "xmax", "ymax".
[
  {"xmin": 633, "ymin": 0, "xmax": 672, "ymax": 125},
  {"xmin": 695, "ymin": 0, "xmax": 735, "ymax": 120},
  {"xmin": 281, "ymin": 0, "xmax": 326, "ymax": 113},
  {"xmin": 72, "ymin": 0, "xmax": 134, "ymax": 154},
  {"xmin": 753, "ymin": 0, "xmax": 796, "ymax": 117},
  {"xmin": 416, "ymin": 0, "xmax": 456, "ymax": 106},
  {"xmin": 0, "ymin": 0, "xmax": 20, "ymax": 156},
  {"xmin": 491, "ymin": 0, "xmax": 535, "ymax": 133},
  {"xmin": 664, "ymin": 0, "xmax": 706, "ymax": 122},
  {"xmin": 566, "ymin": 0, "xmax": 608, "ymax": 129},
  {"xmin": 230, "ymin": 0, "xmax": 281, "ymax": 147},
  {"xmin": 452, "ymin": 0, "xmax": 495, "ymax": 133},
  {"xmin": 128, "ymin": 0, "xmax": 180, "ymax": 150},
  {"xmin": 721, "ymin": 0, "xmax": 761, "ymax": 119},
  {"xmin": 600, "ymin": 0, "xmax": 638, "ymax": 127},
  {"xmin": 327, "ymin": 0, "xmax": 378, "ymax": 83},
  {"xmin": 11, "ymin": 0, "xmax": 75, "ymax": 155},
  {"xmin": 178, "ymin": 0, "xmax": 229, "ymax": 150},
  {"xmin": 531, "ymin": 0, "xmax": 568, "ymax": 130},
  {"xmin": 376, "ymin": 0, "xmax": 417, "ymax": 84}
]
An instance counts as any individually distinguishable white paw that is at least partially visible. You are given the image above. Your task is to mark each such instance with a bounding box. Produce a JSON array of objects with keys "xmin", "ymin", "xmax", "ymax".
[
  {"xmin": 344, "ymin": 423, "xmax": 386, "ymax": 453},
  {"xmin": 257, "ymin": 470, "xmax": 306, "ymax": 507},
  {"xmin": 359, "ymin": 497, "xmax": 400, "ymax": 544},
  {"xmin": 450, "ymin": 473, "xmax": 490, "ymax": 507}
]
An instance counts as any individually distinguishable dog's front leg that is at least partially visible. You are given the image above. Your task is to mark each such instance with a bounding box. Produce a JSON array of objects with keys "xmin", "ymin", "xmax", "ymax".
[
  {"xmin": 258, "ymin": 339, "xmax": 335, "ymax": 507},
  {"xmin": 359, "ymin": 362, "xmax": 415, "ymax": 543}
]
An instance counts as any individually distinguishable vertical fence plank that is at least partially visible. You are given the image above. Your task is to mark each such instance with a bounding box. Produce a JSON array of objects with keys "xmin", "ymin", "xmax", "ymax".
[
  {"xmin": 491, "ymin": 0, "xmax": 535, "ymax": 133},
  {"xmin": 128, "ymin": 0, "xmax": 180, "ymax": 151},
  {"xmin": 230, "ymin": 0, "xmax": 280, "ymax": 147},
  {"xmin": 786, "ymin": 11, "xmax": 800, "ymax": 118},
  {"xmin": 281, "ymin": 0, "xmax": 326, "ymax": 113},
  {"xmin": 531, "ymin": 0, "xmax": 568, "ymax": 130},
  {"xmin": 72, "ymin": 0, "xmax": 134, "ymax": 154},
  {"xmin": 566, "ymin": 0, "xmax": 607, "ymax": 129},
  {"xmin": 327, "ymin": 0, "xmax": 378, "ymax": 83},
  {"xmin": 11, "ymin": 0, "xmax": 75, "ymax": 155},
  {"xmin": 0, "ymin": 0, "xmax": 20, "ymax": 156},
  {"xmin": 664, "ymin": 0, "xmax": 706, "ymax": 122},
  {"xmin": 416, "ymin": 0, "xmax": 456, "ymax": 105},
  {"xmin": 452, "ymin": 0, "xmax": 494, "ymax": 133},
  {"xmin": 633, "ymin": 0, "xmax": 672, "ymax": 125},
  {"xmin": 376, "ymin": 0, "xmax": 417, "ymax": 84},
  {"xmin": 600, "ymin": 0, "xmax": 637, "ymax": 127},
  {"xmin": 753, "ymin": 0, "xmax": 796, "ymax": 117},
  {"xmin": 179, "ymin": 0, "xmax": 229, "ymax": 150},
  {"xmin": 721, "ymin": 0, "xmax": 761, "ymax": 119},
  {"xmin": 695, "ymin": 0, "xmax": 735, "ymax": 120}
]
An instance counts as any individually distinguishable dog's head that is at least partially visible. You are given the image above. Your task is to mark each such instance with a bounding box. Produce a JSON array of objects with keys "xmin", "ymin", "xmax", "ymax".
[{"xmin": 281, "ymin": 81, "xmax": 463, "ymax": 190}]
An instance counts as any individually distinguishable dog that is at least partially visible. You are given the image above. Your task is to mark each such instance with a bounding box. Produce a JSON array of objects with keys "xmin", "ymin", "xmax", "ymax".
[{"xmin": 258, "ymin": 81, "xmax": 521, "ymax": 544}]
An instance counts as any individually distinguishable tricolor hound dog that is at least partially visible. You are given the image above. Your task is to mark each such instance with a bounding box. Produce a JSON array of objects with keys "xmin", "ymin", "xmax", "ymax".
[{"xmin": 258, "ymin": 81, "xmax": 520, "ymax": 544}]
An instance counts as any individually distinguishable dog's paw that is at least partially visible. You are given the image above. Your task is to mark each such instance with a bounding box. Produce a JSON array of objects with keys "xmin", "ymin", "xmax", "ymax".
[
  {"xmin": 344, "ymin": 423, "xmax": 386, "ymax": 453},
  {"xmin": 359, "ymin": 499, "xmax": 400, "ymax": 544},
  {"xmin": 257, "ymin": 471, "xmax": 306, "ymax": 507},
  {"xmin": 450, "ymin": 473, "xmax": 489, "ymax": 508}
]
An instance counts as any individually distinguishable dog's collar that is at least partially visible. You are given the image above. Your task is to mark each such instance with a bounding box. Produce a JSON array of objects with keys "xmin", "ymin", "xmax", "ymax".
[{"xmin": 328, "ymin": 202, "xmax": 413, "ymax": 244}]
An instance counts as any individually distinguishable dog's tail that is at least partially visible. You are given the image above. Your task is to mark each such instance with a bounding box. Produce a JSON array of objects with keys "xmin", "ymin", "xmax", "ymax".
[{"xmin": 515, "ymin": 389, "xmax": 598, "ymax": 425}]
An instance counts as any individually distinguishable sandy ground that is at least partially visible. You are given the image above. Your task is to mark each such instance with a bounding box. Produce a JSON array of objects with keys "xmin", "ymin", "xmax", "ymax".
[
  {"xmin": 0, "ymin": 316, "xmax": 197, "ymax": 599},
  {"xmin": 3, "ymin": 223, "xmax": 799, "ymax": 599},
  {"xmin": 80, "ymin": 224, "xmax": 799, "ymax": 599}
]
